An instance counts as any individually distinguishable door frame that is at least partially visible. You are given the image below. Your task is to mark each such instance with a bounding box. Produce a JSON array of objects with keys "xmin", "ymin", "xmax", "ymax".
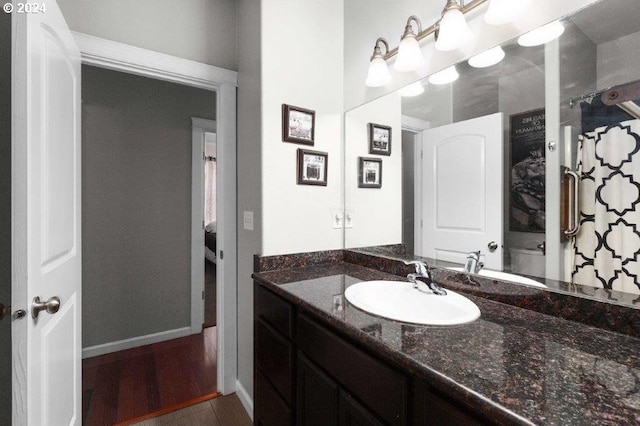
[
  {"xmin": 72, "ymin": 32, "xmax": 238, "ymax": 394},
  {"xmin": 401, "ymin": 116, "xmax": 430, "ymax": 256},
  {"xmin": 190, "ymin": 118, "xmax": 217, "ymax": 332}
]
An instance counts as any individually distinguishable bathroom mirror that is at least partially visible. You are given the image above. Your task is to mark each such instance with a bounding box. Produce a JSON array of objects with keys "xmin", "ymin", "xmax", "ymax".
[{"xmin": 345, "ymin": 0, "xmax": 640, "ymax": 306}]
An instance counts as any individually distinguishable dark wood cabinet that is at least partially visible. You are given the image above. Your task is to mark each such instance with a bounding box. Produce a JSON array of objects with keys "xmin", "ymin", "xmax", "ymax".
[
  {"xmin": 297, "ymin": 352, "xmax": 339, "ymax": 426},
  {"xmin": 339, "ymin": 390, "xmax": 385, "ymax": 426},
  {"xmin": 254, "ymin": 282, "xmax": 497, "ymax": 426}
]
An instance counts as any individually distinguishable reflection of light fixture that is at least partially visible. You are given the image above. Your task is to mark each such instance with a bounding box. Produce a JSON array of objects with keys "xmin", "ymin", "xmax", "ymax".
[
  {"xmin": 428, "ymin": 66, "xmax": 459, "ymax": 85},
  {"xmin": 398, "ymin": 81, "xmax": 426, "ymax": 97},
  {"xmin": 468, "ymin": 46, "xmax": 505, "ymax": 68},
  {"xmin": 435, "ymin": 0, "xmax": 473, "ymax": 51},
  {"xmin": 363, "ymin": 0, "xmax": 534, "ymax": 86},
  {"xmin": 394, "ymin": 16, "xmax": 425, "ymax": 72},
  {"xmin": 484, "ymin": 0, "xmax": 530, "ymax": 25},
  {"xmin": 365, "ymin": 38, "xmax": 391, "ymax": 87},
  {"xmin": 518, "ymin": 21, "xmax": 565, "ymax": 47}
]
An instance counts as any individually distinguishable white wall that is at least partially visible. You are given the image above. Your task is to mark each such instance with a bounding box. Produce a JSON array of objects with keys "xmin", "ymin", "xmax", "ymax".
[
  {"xmin": 345, "ymin": 92, "xmax": 402, "ymax": 248},
  {"xmin": 57, "ymin": 0, "xmax": 238, "ymax": 70},
  {"xmin": 597, "ymin": 29, "xmax": 640, "ymax": 89},
  {"xmin": 344, "ymin": 0, "xmax": 600, "ymax": 111},
  {"xmin": 261, "ymin": 0, "xmax": 344, "ymax": 256}
]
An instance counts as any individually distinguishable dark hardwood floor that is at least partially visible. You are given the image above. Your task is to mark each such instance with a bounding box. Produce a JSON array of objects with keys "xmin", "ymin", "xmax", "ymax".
[
  {"xmin": 83, "ymin": 327, "xmax": 219, "ymax": 425},
  {"xmin": 204, "ymin": 260, "xmax": 217, "ymax": 328}
]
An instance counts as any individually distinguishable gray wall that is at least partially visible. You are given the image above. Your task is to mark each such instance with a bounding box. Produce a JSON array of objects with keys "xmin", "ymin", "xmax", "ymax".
[
  {"xmin": 82, "ymin": 65, "xmax": 215, "ymax": 348},
  {"xmin": 0, "ymin": 11, "xmax": 11, "ymax": 421},
  {"xmin": 58, "ymin": 0, "xmax": 238, "ymax": 70},
  {"xmin": 236, "ymin": 0, "xmax": 262, "ymax": 401}
]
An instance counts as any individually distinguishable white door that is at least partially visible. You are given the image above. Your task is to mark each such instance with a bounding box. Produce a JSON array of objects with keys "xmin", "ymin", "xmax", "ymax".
[
  {"xmin": 420, "ymin": 113, "xmax": 504, "ymax": 269},
  {"xmin": 12, "ymin": 2, "xmax": 82, "ymax": 424}
]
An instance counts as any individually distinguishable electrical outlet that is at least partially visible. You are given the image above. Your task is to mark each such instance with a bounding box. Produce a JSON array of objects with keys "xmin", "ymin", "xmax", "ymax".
[
  {"xmin": 243, "ymin": 211, "xmax": 254, "ymax": 231},
  {"xmin": 344, "ymin": 210, "xmax": 354, "ymax": 228},
  {"xmin": 331, "ymin": 210, "xmax": 344, "ymax": 229}
]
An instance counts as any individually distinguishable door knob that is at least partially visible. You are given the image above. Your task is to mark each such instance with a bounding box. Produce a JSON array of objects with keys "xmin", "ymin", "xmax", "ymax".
[
  {"xmin": 32, "ymin": 296, "xmax": 61, "ymax": 319},
  {"xmin": 487, "ymin": 241, "xmax": 499, "ymax": 252}
]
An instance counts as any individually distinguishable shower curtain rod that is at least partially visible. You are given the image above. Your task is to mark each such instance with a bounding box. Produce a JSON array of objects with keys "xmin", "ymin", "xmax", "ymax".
[{"xmin": 569, "ymin": 79, "xmax": 640, "ymax": 108}]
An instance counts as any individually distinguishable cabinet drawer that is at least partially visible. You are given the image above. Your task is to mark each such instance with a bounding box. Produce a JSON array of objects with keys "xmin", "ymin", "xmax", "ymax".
[
  {"xmin": 412, "ymin": 381, "xmax": 489, "ymax": 426},
  {"xmin": 297, "ymin": 314, "xmax": 407, "ymax": 426},
  {"xmin": 255, "ymin": 284, "xmax": 294, "ymax": 338},
  {"xmin": 255, "ymin": 368, "xmax": 293, "ymax": 426},
  {"xmin": 255, "ymin": 318, "xmax": 294, "ymax": 403}
]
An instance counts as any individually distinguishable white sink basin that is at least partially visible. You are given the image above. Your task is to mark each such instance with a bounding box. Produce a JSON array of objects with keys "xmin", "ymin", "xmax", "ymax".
[
  {"xmin": 344, "ymin": 280, "xmax": 480, "ymax": 326},
  {"xmin": 448, "ymin": 267, "xmax": 546, "ymax": 288}
]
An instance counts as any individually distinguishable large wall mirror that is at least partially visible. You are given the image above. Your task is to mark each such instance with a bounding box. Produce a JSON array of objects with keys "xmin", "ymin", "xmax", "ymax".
[{"xmin": 345, "ymin": 0, "xmax": 640, "ymax": 305}]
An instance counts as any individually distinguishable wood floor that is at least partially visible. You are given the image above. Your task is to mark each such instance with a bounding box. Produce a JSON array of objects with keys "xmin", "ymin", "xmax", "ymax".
[{"xmin": 83, "ymin": 327, "xmax": 219, "ymax": 425}]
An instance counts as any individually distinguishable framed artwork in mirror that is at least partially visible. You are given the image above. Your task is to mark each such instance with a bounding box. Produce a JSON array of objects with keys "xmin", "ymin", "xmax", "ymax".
[
  {"xmin": 368, "ymin": 123, "xmax": 392, "ymax": 156},
  {"xmin": 283, "ymin": 104, "xmax": 315, "ymax": 145},
  {"xmin": 358, "ymin": 157, "xmax": 382, "ymax": 188},
  {"xmin": 509, "ymin": 108, "xmax": 546, "ymax": 233},
  {"xmin": 297, "ymin": 148, "xmax": 328, "ymax": 186}
]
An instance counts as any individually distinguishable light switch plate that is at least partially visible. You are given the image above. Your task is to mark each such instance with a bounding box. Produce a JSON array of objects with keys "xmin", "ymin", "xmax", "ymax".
[
  {"xmin": 243, "ymin": 211, "xmax": 254, "ymax": 231},
  {"xmin": 344, "ymin": 209, "xmax": 353, "ymax": 228},
  {"xmin": 331, "ymin": 210, "xmax": 344, "ymax": 229}
]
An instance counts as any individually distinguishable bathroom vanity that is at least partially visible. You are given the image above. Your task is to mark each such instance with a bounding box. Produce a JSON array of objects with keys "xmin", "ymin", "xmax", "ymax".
[{"xmin": 253, "ymin": 251, "xmax": 640, "ymax": 425}]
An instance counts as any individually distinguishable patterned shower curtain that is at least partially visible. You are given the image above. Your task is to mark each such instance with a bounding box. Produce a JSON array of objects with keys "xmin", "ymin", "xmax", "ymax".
[
  {"xmin": 204, "ymin": 158, "xmax": 217, "ymax": 226},
  {"xmin": 573, "ymin": 99, "xmax": 640, "ymax": 294}
]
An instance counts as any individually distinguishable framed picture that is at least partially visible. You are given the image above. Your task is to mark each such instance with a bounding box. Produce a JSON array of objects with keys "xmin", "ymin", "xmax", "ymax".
[
  {"xmin": 282, "ymin": 104, "xmax": 315, "ymax": 145},
  {"xmin": 358, "ymin": 157, "xmax": 382, "ymax": 188},
  {"xmin": 368, "ymin": 123, "xmax": 392, "ymax": 156},
  {"xmin": 297, "ymin": 148, "xmax": 328, "ymax": 186},
  {"xmin": 509, "ymin": 108, "xmax": 546, "ymax": 233}
]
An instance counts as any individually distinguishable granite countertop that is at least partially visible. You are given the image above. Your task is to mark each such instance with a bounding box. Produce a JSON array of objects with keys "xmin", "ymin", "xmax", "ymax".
[{"xmin": 253, "ymin": 262, "xmax": 640, "ymax": 426}]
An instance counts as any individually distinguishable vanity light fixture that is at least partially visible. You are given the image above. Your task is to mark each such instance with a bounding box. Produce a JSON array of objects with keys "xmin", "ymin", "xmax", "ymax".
[
  {"xmin": 428, "ymin": 66, "xmax": 459, "ymax": 85},
  {"xmin": 484, "ymin": 0, "xmax": 530, "ymax": 25},
  {"xmin": 394, "ymin": 16, "xmax": 426, "ymax": 72},
  {"xmin": 517, "ymin": 21, "xmax": 565, "ymax": 47},
  {"xmin": 364, "ymin": 0, "xmax": 533, "ymax": 86},
  {"xmin": 435, "ymin": 0, "xmax": 473, "ymax": 52},
  {"xmin": 365, "ymin": 38, "xmax": 392, "ymax": 87},
  {"xmin": 468, "ymin": 46, "xmax": 505, "ymax": 68},
  {"xmin": 397, "ymin": 81, "xmax": 426, "ymax": 97}
]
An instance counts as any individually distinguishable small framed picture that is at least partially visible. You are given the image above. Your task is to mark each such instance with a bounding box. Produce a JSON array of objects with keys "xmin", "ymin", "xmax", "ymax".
[
  {"xmin": 368, "ymin": 123, "xmax": 392, "ymax": 156},
  {"xmin": 297, "ymin": 148, "xmax": 328, "ymax": 186},
  {"xmin": 283, "ymin": 104, "xmax": 315, "ymax": 145},
  {"xmin": 358, "ymin": 157, "xmax": 382, "ymax": 188}
]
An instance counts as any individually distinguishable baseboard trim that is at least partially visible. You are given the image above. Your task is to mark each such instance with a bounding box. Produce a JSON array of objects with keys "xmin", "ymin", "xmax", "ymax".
[
  {"xmin": 235, "ymin": 380, "xmax": 254, "ymax": 421},
  {"xmin": 82, "ymin": 327, "xmax": 193, "ymax": 359}
]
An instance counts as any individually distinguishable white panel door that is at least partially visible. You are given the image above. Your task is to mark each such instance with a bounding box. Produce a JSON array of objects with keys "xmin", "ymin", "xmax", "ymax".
[
  {"xmin": 12, "ymin": 1, "xmax": 82, "ymax": 424},
  {"xmin": 420, "ymin": 113, "xmax": 504, "ymax": 269}
]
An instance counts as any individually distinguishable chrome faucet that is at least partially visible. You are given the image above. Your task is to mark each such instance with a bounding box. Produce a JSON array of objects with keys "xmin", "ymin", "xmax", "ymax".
[
  {"xmin": 463, "ymin": 251, "xmax": 483, "ymax": 274},
  {"xmin": 404, "ymin": 260, "xmax": 447, "ymax": 296}
]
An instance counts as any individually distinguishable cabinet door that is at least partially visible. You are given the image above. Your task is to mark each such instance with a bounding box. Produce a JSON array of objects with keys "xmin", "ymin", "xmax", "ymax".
[
  {"xmin": 255, "ymin": 368, "xmax": 292, "ymax": 426},
  {"xmin": 255, "ymin": 318, "xmax": 295, "ymax": 403},
  {"xmin": 297, "ymin": 353, "xmax": 339, "ymax": 426},
  {"xmin": 339, "ymin": 390, "xmax": 384, "ymax": 426}
]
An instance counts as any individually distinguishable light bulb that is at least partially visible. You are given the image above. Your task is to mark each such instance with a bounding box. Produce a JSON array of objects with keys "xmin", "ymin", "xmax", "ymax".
[
  {"xmin": 397, "ymin": 81, "xmax": 425, "ymax": 97},
  {"xmin": 518, "ymin": 21, "xmax": 565, "ymax": 47},
  {"xmin": 365, "ymin": 56, "xmax": 391, "ymax": 87},
  {"xmin": 468, "ymin": 46, "xmax": 505, "ymax": 68},
  {"xmin": 394, "ymin": 34, "xmax": 425, "ymax": 72},
  {"xmin": 435, "ymin": 7, "xmax": 473, "ymax": 51},
  {"xmin": 428, "ymin": 66, "xmax": 459, "ymax": 85},
  {"xmin": 484, "ymin": 0, "xmax": 531, "ymax": 25}
]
